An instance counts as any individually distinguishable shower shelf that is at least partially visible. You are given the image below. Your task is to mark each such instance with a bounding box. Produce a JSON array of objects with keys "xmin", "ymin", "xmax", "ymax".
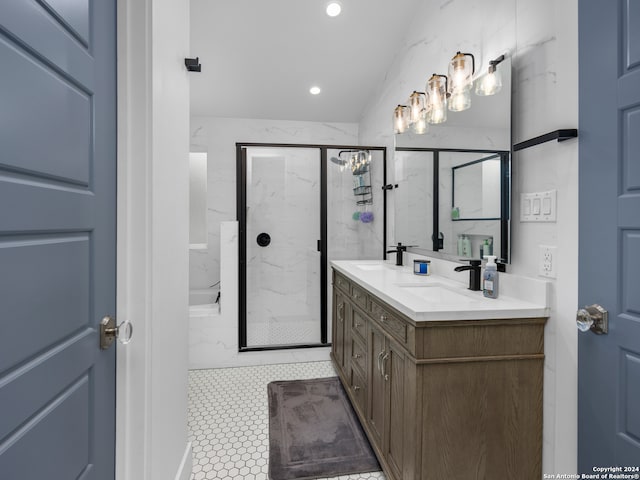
[
  {"xmin": 353, "ymin": 186, "xmax": 372, "ymax": 195},
  {"xmin": 352, "ymin": 157, "xmax": 373, "ymax": 206}
]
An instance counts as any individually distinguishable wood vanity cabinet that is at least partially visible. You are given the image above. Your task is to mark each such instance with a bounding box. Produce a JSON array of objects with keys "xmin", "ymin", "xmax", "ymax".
[{"xmin": 330, "ymin": 269, "xmax": 547, "ymax": 480}]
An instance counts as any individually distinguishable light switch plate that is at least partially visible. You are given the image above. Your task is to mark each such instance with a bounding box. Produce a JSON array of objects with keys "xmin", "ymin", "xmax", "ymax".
[{"xmin": 521, "ymin": 190, "xmax": 557, "ymax": 222}]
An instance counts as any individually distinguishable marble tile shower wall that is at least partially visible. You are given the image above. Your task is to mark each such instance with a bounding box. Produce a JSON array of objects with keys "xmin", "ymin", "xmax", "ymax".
[{"xmin": 356, "ymin": 0, "xmax": 578, "ymax": 474}]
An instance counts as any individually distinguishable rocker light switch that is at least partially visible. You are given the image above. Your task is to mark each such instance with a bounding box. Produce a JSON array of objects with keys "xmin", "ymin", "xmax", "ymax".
[
  {"xmin": 521, "ymin": 190, "xmax": 557, "ymax": 222},
  {"xmin": 532, "ymin": 198, "xmax": 541, "ymax": 215}
]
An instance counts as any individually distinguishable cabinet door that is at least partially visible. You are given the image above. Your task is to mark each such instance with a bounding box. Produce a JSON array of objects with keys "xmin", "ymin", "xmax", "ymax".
[
  {"xmin": 332, "ymin": 289, "xmax": 348, "ymax": 373},
  {"xmin": 383, "ymin": 340, "xmax": 406, "ymax": 480},
  {"xmin": 367, "ymin": 321, "xmax": 386, "ymax": 448}
]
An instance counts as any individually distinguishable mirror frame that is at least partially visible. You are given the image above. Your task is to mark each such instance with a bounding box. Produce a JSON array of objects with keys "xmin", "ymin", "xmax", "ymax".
[{"xmin": 394, "ymin": 146, "xmax": 510, "ymax": 263}]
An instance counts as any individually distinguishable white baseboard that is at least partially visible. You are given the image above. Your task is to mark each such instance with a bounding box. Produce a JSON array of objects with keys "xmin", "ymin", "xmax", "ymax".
[{"xmin": 174, "ymin": 442, "xmax": 193, "ymax": 480}]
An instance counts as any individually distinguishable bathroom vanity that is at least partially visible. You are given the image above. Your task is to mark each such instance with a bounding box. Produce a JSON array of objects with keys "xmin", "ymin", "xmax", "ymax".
[{"xmin": 330, "ymin": 260, "xmax": 548, "ymax": 480}]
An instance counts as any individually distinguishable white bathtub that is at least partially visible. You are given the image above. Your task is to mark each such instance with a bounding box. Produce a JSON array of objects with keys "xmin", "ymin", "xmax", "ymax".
[{"xmin": 189, "ymin": 302, "xmax": 220, "ymax": 318}]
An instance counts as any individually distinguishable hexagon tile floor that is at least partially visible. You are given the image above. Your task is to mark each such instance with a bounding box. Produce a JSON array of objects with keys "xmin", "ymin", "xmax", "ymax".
[{"xmin": 188, "ymin": 360, "xmax": 386, "ymax": 480}]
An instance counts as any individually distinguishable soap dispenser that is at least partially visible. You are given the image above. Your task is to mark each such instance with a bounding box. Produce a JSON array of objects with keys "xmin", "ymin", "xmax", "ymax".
[
  {"xmin": 483, "ymin": 255, "xmax": 499, "ymax": 299},
  {"xmin": 461, "ymin": 235, "xmax": 472, "ymax": 257}
]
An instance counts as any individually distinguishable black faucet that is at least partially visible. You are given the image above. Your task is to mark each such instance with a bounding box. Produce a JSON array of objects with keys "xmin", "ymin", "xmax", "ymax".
[
  {"xmin": 387, "ymin": 242, "xmax": 409, "ymax": 266},
  {"xmin": 454, "ymin": 259, "xmax": 482, "ymax": 291}
]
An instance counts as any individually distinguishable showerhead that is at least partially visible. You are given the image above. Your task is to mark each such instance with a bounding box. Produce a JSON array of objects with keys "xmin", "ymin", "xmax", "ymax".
[{"xmin": 330, "ymin": 156, "xmax": 347, "ymax": 166}]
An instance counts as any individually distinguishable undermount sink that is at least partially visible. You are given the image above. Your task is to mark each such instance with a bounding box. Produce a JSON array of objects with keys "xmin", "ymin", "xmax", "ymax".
[{"xmin": 395, "ymin": 283, "xmax": 476, "ymax": 304}]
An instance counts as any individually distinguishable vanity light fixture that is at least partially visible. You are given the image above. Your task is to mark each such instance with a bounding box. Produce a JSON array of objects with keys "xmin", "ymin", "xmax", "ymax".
[
  {"xmin": 393, "ymin": 105, "xmax": 410, "ymax": 134},
  {"xmin": 426, "ymin": 74, "xmax": 448, "ymax": 124},
  {"xmin": 326, "ymin": 1, "xmax": 342, "ymax": 17},
  {"xmin": 475, "ymin": 54, "xmax": 505, "ymax": 96},
  {"xmin": 309, "ymin": 86, "xmax": 321, "ymax": 95},
  {"xmin": 447, "ymin": 52, "xmax": 475, "ymax": 112}
]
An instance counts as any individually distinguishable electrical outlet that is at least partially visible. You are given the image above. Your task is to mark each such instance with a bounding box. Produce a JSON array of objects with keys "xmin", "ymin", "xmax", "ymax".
[{"xmin": 538, "ymin": 245, "xmax": 557, "ymax": 278}]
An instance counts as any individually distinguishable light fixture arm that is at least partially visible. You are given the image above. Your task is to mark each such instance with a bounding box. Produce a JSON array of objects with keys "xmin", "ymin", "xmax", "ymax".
[
  {"xmin": 489, "ymin": 54, "xmax": 505, "ymax": 67},
  {"xmin": 488, "ymin": 54, "xmax": 505, "ymax": 73},
  {"xmin": 457, "ymin": 51, "xmax": 475, "ymax": 75},
  {"xmin": 431, "ymin": 74, "xmax": 449, "ymax": 98}
]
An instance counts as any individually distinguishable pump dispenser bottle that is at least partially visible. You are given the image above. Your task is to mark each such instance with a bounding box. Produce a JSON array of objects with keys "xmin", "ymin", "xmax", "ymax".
[{"xmin": 483, "ymin": 255, "xmax": 499, "ymax": 298}]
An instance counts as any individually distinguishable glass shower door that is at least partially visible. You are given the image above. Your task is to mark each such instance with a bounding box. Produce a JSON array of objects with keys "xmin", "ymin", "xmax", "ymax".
[{"xmin": 243, "ymin": 147, "xmax": 322, "ymax": 348}]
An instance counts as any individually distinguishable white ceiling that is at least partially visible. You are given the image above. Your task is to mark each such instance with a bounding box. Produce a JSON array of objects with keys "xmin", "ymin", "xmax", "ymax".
[{"xmin": 189, "ymin": 0, "xmax": 423, "ymax": 123}]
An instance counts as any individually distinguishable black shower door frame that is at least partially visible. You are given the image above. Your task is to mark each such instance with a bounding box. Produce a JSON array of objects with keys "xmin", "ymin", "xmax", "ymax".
[{"xmin": 237, "ymin": 142, "xmax": 387, "ymax": 352}]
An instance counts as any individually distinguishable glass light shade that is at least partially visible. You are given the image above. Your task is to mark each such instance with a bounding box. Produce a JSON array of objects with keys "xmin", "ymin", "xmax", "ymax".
[
  {"xmin": 393, "ymin": 105, "xmax": 410, "ymax": 134},
  {"xmin": 448, "ymin": 90, "xmax": 471, "ymax": 112},
  {"xmin": 426, "ymin": 75, "xmax": 447, "ymax": 124},
  {"xmin": 448, "ymin": 52, "xmax": 474, "ymax": 95},
  {"xmin": 411, "ymin": 110, "xmax": 429, "ymax": 134},
  {"xmin": 475, "ymin": 66, "xmax": 502, "ymax": 96},
  {"xmin": 408, "ymin": 91, "xmax": 427, "ymax": 124}
]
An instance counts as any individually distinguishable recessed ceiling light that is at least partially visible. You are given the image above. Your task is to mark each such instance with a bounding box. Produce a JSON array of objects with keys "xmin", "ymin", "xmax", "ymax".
[
  {"xmin": 310, "ymin": 86, "xmax": 321, "ymax": 95},
  {"xmin": 326, "ymin": 1, "xmax": 342, "ymax": 17}
]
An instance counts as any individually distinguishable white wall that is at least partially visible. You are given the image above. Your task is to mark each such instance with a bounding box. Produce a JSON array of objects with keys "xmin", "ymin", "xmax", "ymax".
[
  {"xmin": 358, "ymin": 0, "xmax": 578, "ymax": 474},
  {"xmin": 117, "ymin": 0, "xmax": 191, "ymax": 478}
]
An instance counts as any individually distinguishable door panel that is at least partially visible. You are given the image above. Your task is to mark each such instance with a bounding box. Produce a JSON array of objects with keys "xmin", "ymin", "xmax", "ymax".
[
  {"xmin": 244, "ymin": 147, "xmax": 322, "ymax": 348},
  {"xmin": 367, "ymin": 323, "xmax": 386, "ymax": 447},
  {"xmin": 0, "ymin": 235, "xmax": 90, "ymax": 373},
  {"xmin": 579, "ymin": 0, "xmax": 640, "ymax": 469},
  {"xmin": 0, "ymin": 35, "xmax": 91, "ymax": 184},
  {"xmin": 386, "ymin": 343, "xmax": 405, "ymax": 479},
  {"xmin": 333, "ymin": 289, "xmax": 347, "ymax": 370},
  {"xmin": 40, "ymin": 0, "xmax": 90, "ymax": 44},
  {"xmin": 0, "ymin": 0, "xmax": 117, "ymax": 478}
]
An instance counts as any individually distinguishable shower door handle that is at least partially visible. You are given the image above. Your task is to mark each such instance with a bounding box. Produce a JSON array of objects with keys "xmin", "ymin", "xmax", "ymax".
[
  {"xmin": 256, "ymin": 233, "xmax": 271, "ymax": 247},
  {"xmin": 317, "ymin": 240, "xmax": 321, "ymax": 252}
]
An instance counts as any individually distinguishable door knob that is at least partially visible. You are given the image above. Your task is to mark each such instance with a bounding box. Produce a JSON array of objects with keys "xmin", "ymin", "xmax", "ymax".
[
  {"xmin": 100, "ymin": 315, "xmax": 133, "ymax": 350},
  {"xmin": 576, "ymin": 304, "xmax": 608, "ymax": 334}
]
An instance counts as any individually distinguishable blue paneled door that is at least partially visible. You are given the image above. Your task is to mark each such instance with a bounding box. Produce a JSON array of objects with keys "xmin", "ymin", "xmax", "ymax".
[
  {"xmin": 579, "ymin": 0, "xmax": 640, "ymax": 471},
  {"xmin": 0, "ymin": 1, "xmax": 117, "ymax": 479}
]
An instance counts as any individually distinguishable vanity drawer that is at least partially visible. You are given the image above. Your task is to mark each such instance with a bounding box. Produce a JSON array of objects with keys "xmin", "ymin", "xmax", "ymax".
[
  {"xmin": 350, "ymin": 336, "xmax": 367, "ymax": 375},
  {"xmin": 334, "ymin": 271, "xmax": 351, "ymax": 294},
  {"xmin": 371, "ymin": 299, "xmax": 408, "ymax": 345},
  {"xmin": 350, "ymin": 283, "xmax": 368, "ymax": 311},
  {"xmin": 348, "ymin": 366, "xmax": 367, "ymax": 415},
  {"xmin": 351, "ymin": 309, "xmax": 367, "ymax": 342}
]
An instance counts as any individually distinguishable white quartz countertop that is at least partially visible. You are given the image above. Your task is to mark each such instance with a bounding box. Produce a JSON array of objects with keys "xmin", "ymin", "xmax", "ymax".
[{"xmin": 331, "ymin": 260, "xmax": 550, "ymax": 322}]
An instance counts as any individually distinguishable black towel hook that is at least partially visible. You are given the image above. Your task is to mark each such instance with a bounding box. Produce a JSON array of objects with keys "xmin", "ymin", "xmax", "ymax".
[{"xmin": 185, "ymin": 57, "xmax": 201, "ymax": 72}]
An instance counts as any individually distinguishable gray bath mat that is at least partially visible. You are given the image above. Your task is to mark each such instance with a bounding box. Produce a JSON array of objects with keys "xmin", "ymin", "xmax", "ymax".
[{"xmin": 267, "ymin": 377, "xmax": 380, "ymax": 480}]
